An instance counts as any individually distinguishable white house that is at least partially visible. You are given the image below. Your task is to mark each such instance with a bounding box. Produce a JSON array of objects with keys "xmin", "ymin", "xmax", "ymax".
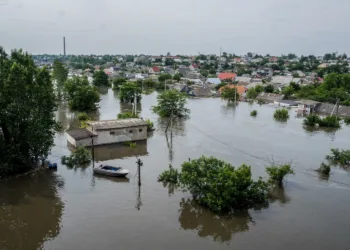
[{"xmin": 66, "ymin": 119, "xmax": 148, "ymax": 147}]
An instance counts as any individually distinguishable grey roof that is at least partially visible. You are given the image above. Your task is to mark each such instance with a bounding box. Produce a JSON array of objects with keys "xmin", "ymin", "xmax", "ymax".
[
  {"xmin": 296, "ymin": 100, "xmax": 320, "ymax": 105},
  {"xmin": 257, "ymin": 92, "xmax": 284, "ymax": 102},
  {"xmin": 279, "ymin": 100, "xmax": 298, "ymax": 106},
  {"xmin": 66, "ymin": 129, "xmax": 97, "ymax": 140},
  {"xmin": 235, "ymin": 76, "xmax": 252, "ymax": 83},
  {"xmin": 87, "ymin": 119, "xmax": 148, "ymax": 130},
  {"xmin": 206, "ymin": 78, "xmax": 221, "ymax": 84}
]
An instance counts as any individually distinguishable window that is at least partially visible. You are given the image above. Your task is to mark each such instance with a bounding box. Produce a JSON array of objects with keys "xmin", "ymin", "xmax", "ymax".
[
  {"xmin": 129, "ymin": 130, "xmax": 133, "ymax": 134},
  {"xmin": 139, "ymin": 129, "xmax": 143, "ymax": 132},
  {"xmin": 110, "ymin": 131, "xmax": 115, "ymax": 135}
]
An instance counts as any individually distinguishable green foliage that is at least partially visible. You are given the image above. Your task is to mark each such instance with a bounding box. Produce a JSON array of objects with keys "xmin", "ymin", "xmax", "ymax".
[
  {"xmin": 152, "ymin": 90, "xmax": 190, "ymax": 118},
  {"xmin": 158, "ymin": 164, "xmax": 179, "ymax": 184},
  {"xmin": 124, "ymin": 141, "xmax": 137, "ymax": 148},
  {"xmin": 143, "ymin": 79, "xmax": 156, "ymax": 88},
  {"xmin": 303, "ymin": 115, "xmax": 340, "ymax": 128},
  {"xmin": 93, "ymin": 70, "xmax": 110, "ymax": 87},
  {"xmin": 246, "ymin": 88, "xmax": 258, "ymax": 99},
  {"xmin": 273, "ymin": 109, "xmax": 289, "ymax": 121},
  {"xmin": 112, "ymin": 78, "xmax": 127, "ymax": 90},
  {"xmin": 326, "ymin": 148, "xmax": 350, "ymax": 165},
  {"xmin": 145, "ymin": 119, "xmax": 155, "ymax": 131},
  {"xmin": 250, "ymin": 110, "xmax": 258, "ymax": 117},
  {"xmin": 292, "ymin": 72, "xmax": 299, "ymax": 78},
  {"xmin": 344, "ymin": 117, "xmax": 350, "ymax": 125},
  {"xmin": 172, "ymin": 73, "xmax": 182, "ymax": 81},
  {"xmin": 221, "ymin": 86, "xmax": 240, "ymax": 102},
  {"xmin": 214, "ymin": 82, "xmax": 226, "ymax": 91},
  {"xmin": 77, "ymin": 112, "xmax": 90, "ymax": 121},
  {"xmin": 264, "ymin": 84, "xmax": 274, "ymax": 93},
  {"xmin": 64, "ymin": 77, "xmax": 100, "ymax": 111},
  {"xmin": 61, "ymin": 147, "xmax": 92, "ymax": 168},
  {"xmin": 266, "ymin": 164, "xmax": 294, "ymax": 186},
  {"xmin": 158, "ymin": 73, "xmax": 172, "ymax": 82},
  {"xmin": 318, "ymin": 163, "xmax": 331, "ymax": 175},
  {"xmin": 179, "ymin": 156, "xmax": 269, "ymax": 213},
  {"xmin": 119, "ymin": 82, "xmax": 142, "ymax": 103},
  {"xmin": 117, "ymin": 112, "xmax": 139, "ymax": 119},
  {"xmin": 52, "ymin": 60, "xmax": 68, "ymax": 97},
  {"xmin": 0, "ymin": 47, "xmax": 59, "ymax": 177},
  {"xmin": 254, "ymin": 85, "xmax": 264, "ymax": 93}
]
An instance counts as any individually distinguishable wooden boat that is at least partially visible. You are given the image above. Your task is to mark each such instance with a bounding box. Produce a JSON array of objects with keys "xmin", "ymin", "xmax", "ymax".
[{"xmin": 93, "ymin": 165, "xmax": 130, "ymax": 177}]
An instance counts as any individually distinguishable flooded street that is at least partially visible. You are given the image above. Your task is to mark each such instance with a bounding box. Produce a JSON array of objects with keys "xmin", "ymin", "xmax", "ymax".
[{"xmin": 1, "ymin": 89, "xmax": 350, "ymax": 250}]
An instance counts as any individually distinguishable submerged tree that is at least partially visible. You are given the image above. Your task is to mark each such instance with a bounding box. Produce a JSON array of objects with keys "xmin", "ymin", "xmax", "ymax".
[
  {"xmin": 266, "ymin": 164, "xmax": 294, "ymax": 186},
  {"xmin": 64, "ymin": 76, "xmax": 100, "ymax": 111},
  {"xmin": 52, "ymin": 60, "xmax": 68, "ymax": 98},
  {"xmin": 92, "ymin": 70, "xmax": 110, "ymax": 87},
  {"xmin": 220, "ymin": 86, "xmax": 240, "ymax": 103},
  {"xmin": 119, "ymin": 82, "xmax": 142, "ymax": 103},
  {"xmin": 0, "ymin": 47, "xmax": 59, "ymax": 177},
  {"xmin": 152, "ymin": 89, "xmax": 190, "ymax": 118},
  {"xmin": 61, "ymin": 147, "xmax": 92, "ymax": 168}
]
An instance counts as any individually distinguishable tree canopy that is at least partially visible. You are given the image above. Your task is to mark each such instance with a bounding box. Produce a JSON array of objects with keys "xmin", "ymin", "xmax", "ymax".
[
  {"xmin": 0, "ymin": 47, "xmax": 59, "ymax": 177},
  {"xmin": 158, "ymin": 73, "xmax": 172, "ymax": 82},
  {"xmin": 220, "ymin": 86, "xmax": 240, "ymax": 102},
  {"xmin": 152, "ymin": 89, "xmax": 189, "ymax": 118},
  {"xmin": 92, "ymin": 70, "xmax": 110, "ymax": 87},
  {"xmin": 52, "ymin": 60, "xmax": 68, "ymax": 97},
  {"xmin": 119, "ymin": 82, "xmax": 142, "ymax": 103},
  {"xmin": 64, "ymin": 76, "xmax": 100, "ymax": 111}
]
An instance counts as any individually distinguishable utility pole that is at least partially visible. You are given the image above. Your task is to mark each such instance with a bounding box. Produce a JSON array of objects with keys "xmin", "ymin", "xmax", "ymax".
[
  {"xmin": 133, "ymin": 93, "xmax": 137, "ymax": 115},
  {"xmin": 136, "ymin": 158, "xmax": 143, "ymax": 186},
  {"xmin": 90, "ymin": 135, "xmax": 95, "ymax": 168},
  {"xmin": 234, "ymin": 86, "xmax": 237, "ymax": 104}
]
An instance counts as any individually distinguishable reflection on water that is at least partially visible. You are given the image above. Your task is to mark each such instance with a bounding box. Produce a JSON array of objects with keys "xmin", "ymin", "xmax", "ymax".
[
  {"xmin": 268, "ymin": 186, "xmax": 291, "ymax": 204},
  {"xmin": 119, "ymin": 102, "xmax": 142, "ymax": 114},
  {"xmin": 0, "ymin": 172, "xmax": 64, "ymax": 250},
  {"xmin": 93, "ymin": 140, "xmax": 148, "ymax": 161},
  {"xmin": 97, "ymin": 87, "xmax": 109, "ymax": 95},
  {"xmin": 92, "ymin": 174, "xmax": 130, "ymax": 184},
  {"xmin": 178, "ymin": 198, "xmax": 254, "ymax": 243},
  {"xmin": 157, "ymin": 117, "xmax": 186, "ymax": 136}
]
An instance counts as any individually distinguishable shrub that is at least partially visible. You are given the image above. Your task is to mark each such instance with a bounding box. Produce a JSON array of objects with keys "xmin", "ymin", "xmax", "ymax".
[
  {"xmin": 344, "ymin": 117, "xmax": 350, "ymax": 125},
  {"xmin": 318, "ymin": 163, "xmax": 331, "ymax": 175},
  {"xmin": 303, "ymin": 114, "xmax": 321, "ymax": 126},
  {"xmin": 274, "ymin": 109, "xmax": 289, "ymax": 121},
  {"xmin": 179, "ymin": 156, "xmax": 269, "ymax": 213},
  {"xmin": 124, "ymin": 142, "xmax": 137, "ymax": 148},
  {"xmin": 145, "ymin": 119, "xmax": 155, "ymax": 131},
  {"xmin": 158, "ymin": 164, "xmax": 179, "ymax": 184},
  {"xmin": 326, "ymin": 148, "xmax": 350, "ymax": 165},
  {"xmin": 61, "ymin": 147, "xmax": 91, "ymax": 168},
  {"xmin": 250, "ymin": 110, "xmax": 258, "ymax": 117},
  {"xmin": 77, "ymin": 112, "xmax": 90, "ymax": 121},
  {"xmin": 304, "ymin": 115, "xmax": 340, "ymax": 128},
  {"xmin": 266, "ymin": 164, "xmax": 294, "ymax": 186},
  {"xmin": 117, "ymin": 112, "xmax": 139, "ymax": 119}
]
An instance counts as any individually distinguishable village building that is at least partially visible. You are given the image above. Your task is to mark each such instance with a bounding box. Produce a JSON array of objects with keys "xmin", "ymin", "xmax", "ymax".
[
  {"xmin": 256, "ymin": 92, "xmax": 284, "ymax": 103},
  {"xmin": 66, "ymin": 119, "xmax": 148, "ymax": 147}
]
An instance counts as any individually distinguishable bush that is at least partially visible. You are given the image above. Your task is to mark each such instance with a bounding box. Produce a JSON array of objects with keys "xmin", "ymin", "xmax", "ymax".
[
  {"xmin": 117, "ymin": 112, "xmax": 139, "ymax": 119},
  {"xmin": 304, "ymin": 115, "xmax": 340, "ymax": 128},
  {"xmin": 179, "ymin": 156, "xmax": 269, "ymax": 213},
  {"xmin": 145, "ymin": 119, "xmax": 155, "ymax": 131},
  {"xmin": 158, "ymin": 164, "xmax": 179, "ymax": 184},
  {"xmin": 77, "ymin": 112, "xmax": 90, "ymax": 121},
  {"xmin": 266, "ymin": 164, "xmax": 294, "ymax": 186},
  {"xmin": 250, "ymin": 110, "xmax": 258, "ymax": 117},
  {"xmin": 326, "ymin": 148, "xmax": 350, "ymax": 165},
  {"xmin": 344, "ymin": 117, "xmax": 350, "ymax": 125},
  {"xmin": 61, "ymin": 147, "xmax": 91, "ymax": 168},
  {"xmin": 318, "ymin": 163, "xmax": 331, "ymax": 175},
  {"xmin": 274, "ymin": 109, "xmax": 289, "ymax": 121}
]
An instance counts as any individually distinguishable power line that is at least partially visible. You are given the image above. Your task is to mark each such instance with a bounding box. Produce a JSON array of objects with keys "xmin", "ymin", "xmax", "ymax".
[{"xmin": 187, "ymin": 122, "xmax": 350, "ymax": 188}]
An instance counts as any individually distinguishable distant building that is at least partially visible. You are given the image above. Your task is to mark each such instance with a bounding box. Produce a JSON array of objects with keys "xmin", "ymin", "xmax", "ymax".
[
  {"xmin": 206, "ymin": 78, "xmax": 221, "ymax": 85},
  {"xmin": 256, "ymin": 92, "xmax": 284, "ymax": 103},
  {"xmin": 149, "ymin": 66, "xmax": 160, "ymax": 74},
  {"xmin": 66, "ymin": 119, "xmax": 148, "ymax": 147},
  {"xmin": 218, "ymin": 73, "xmax": 236, "ymax": 81}
]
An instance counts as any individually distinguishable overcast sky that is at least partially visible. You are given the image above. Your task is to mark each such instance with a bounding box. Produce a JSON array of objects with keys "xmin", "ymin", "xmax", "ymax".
[{"xmin": 0, "ymin": 0, "xmax": 349, "ymax": 56}]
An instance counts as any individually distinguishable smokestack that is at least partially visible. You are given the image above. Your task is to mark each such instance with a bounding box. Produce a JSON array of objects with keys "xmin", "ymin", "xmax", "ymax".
[{"xmin": 63, "ymin": 37, "xmax": 66, "ymax": 56}]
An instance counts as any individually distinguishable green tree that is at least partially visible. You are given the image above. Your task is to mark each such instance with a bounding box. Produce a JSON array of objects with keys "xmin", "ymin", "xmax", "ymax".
[
  {"xmin": 221, "ymin": 86, "xmax": 240, "ymax": 102},
  {"xmin": 119, "ymin": 82, "xmax": 142, "ymax": 103},
  {"xmin": 64, "ymin": 77, "xmax": 100, "ymax": 111},
  {"xmin": 143, "ymin": 79, "xmax": 156, "ymax": 88},
  {"xmin": 158, "ymin": 73, "xmax": 172, "ymax": 82},
  {"xmin": 52, "ymin": 60, "xmax": 68, "ymax": 97},
  {"xmin": 246, "ymin": 88, "xmax": 258, "ymax": 99},
  {"xmin": 266, "ymin": 164, "xmax": 294, "ymax": 186},
  {"xmin": 0, "ymin": 48, "xmax": 59, "ymax": 176},
  {"xmin": 178, "ymin": 157, "xmax": 269, "ymax": 213},
  {"xmin": 112, "ymin": 78, "xmax": 127, "ymax": 90},
  {"xmin": 254, "ymin": 85, "xmax": 264, "ymax": 93},
  {"xmin": 172, "ymin": 73, "xmax": 182, "ymax": 81},
  {"xmin": 200, "ymin": 69, "xmax": 209, "ymax": 78},
  {"xmin": 264, "ymin": 84, "xmax": 274, "ymax": 93},
  {"xmin": 93, "ymin": 70, "xmax": 110, "ymax": 87},
  {"xmin": 274, "ymin": 109, "xmax": 289, "ymax": 121},
  {"xmin": 152, "ymin": 90, "xmax": 189, "ymax": 118}
]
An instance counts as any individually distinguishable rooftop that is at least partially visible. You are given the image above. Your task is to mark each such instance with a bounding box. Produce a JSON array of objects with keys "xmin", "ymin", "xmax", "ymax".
[
  {"xmin": 296, "ymin": 100, "xmax": 320, "ymax": 106},
  {"xmin": 87, "ymin": 119, "xmax": 148, "ymax": 130},
  {"xmin": 66, "ymin": 129, "xmax": 97, "ymax": 140}
]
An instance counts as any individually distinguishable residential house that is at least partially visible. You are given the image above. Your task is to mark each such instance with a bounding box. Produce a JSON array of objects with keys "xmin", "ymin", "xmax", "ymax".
[
  {"xmin": 187, "ymin": 72, "xmax": 201, "ymax": 79},
  {"xmin": 174, "ymin": 58, "xmax": 182, "ymax": 63},
  {"xmin": 66, "ymin": 119, "xmax": 148, "ymax": 147},
  {"xmin": 251, "ymin": 58, "xmax": 263, "ymax": 63},
  {"xmin": 190, "ymin": 85, "xmax": 215, "ymax": 97},
  {"xmin": 235, "ymin": 76, "xmax": 252, "ymax": 83},
  {"xmin": 103, "ymin": 69, "xmax": 112, "ymax": 76},
  {"xmin": 269, "ymin": 56, "xmax": 278, "ymax": 63},
  {"xmin": 271, "ymin": 76, "xmax": 301, "ymax": 87},
  {"xmin": 94, "ymin": 65, "xmax": 100, "ymax": 70},
  {"xmin": 256, "ymin": 93, "xmax": 284, "ymax": 103},
  {"xmin": 218, "ymin": 85, "xmax": 247, "ymax": 101},
  {"xmin": 206, "ymin": 78, "xmax": 221, "ymax": 85},
  {"xmin": 274, "ymin": 100, "xmax": 298, "ymax": 107},
  {"xmin": 233, "ymin": 58, "xmax": 241, "ymax": 64},
  {"xmin": 328, "ymin": 60, "xmax": 338, "ymax": 65},
  {"xmin": 149, "ymin": 66, "xmax": 160, "ymax": 74},
  {"xmin": 178, "ymin": 67, "xmax": 190, "ymax": 77},
  {"xmin": 218, "ymin": 73, "xmax": 237, "ymax": 81},
  {"xmin": 189, "ymin": 64, "xmax": 199, "ymax": 71},
  {"xmin": 164, "ymin": 67, "xmax": 175, "ymax": 75},
  {"xmin": 318, "ymin": 63, "xmax": 329, "ymax": 69}
]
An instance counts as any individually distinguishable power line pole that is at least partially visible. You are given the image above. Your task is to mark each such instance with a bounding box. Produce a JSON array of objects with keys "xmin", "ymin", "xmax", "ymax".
[
  {"xmin": 136, "ymin": 158, "xmax": 143, "ymax": 186},
  {"xmin": 90, "ymin": 135, "xmax": 95, "ymax": 168}
]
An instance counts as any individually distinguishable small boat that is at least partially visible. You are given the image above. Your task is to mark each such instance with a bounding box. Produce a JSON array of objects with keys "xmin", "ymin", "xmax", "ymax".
[{"xmin": 93, "ymin": 164, "xmax": 130, "ymax": 177}]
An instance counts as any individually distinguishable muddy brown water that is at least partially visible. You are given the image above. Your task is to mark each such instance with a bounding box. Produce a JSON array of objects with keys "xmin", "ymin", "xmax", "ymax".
[{"xmin": 1, "ymin": 89, "xmax": 350, "ymax": 250}]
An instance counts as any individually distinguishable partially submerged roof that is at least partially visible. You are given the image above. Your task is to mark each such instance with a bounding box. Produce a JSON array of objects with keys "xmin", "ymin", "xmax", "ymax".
[
  {"xmin": 296, "ymin": 100, "xmax": 320, "ymax": 106},
  {"xmin": 87, "ymin": 119, "xmax": 148, "ymax": 130},
  {"xmin": 66, "ymin": 129, "xmax": 97, "ymax": 140}
]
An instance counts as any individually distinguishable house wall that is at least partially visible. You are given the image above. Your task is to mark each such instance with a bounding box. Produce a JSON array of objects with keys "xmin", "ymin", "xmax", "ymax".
[
  {"xmin": 67, "ymin": 134, "xmax": 77, "ymax": 147},
  {"xmin": 94, "ymin": 125, "xmax": 148, "ymax": 145}
]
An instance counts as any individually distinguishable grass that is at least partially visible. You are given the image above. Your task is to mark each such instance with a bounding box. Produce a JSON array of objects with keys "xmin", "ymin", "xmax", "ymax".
[
  {"xmin": 124, "ymin": 141, "xmax": 137, "ymax": 148},
  {"xmin": 250, "ymin": 110, "xmax": 258, "ymax": 117},
  {"xmin": 145, "ymin": 119, "xmax": 155, "ymax": 131}
]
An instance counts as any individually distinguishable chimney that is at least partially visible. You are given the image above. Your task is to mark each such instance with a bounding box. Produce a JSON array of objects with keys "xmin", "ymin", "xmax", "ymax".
[{"xmin": 63, "ymin": 37, "xmax": 66, "ymax": 56}]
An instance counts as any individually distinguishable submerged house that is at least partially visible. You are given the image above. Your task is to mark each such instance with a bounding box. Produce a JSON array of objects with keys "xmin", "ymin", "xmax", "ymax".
[{"xmin": 66, "ymin": 119, "xmax": 148, "ymax": 147}]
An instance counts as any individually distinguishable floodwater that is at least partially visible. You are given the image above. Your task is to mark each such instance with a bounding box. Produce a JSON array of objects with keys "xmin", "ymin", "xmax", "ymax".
[{"xmin": 1, "ymin": 89, "xmax": 350, "ymax": 250}]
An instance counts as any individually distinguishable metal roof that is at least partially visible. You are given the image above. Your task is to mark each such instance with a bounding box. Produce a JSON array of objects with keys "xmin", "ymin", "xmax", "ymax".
[
  {"xmin": 87, "ymin": 119, "xmax": 148, "ymax": 130},
  {"xmin": 66, "ymin": 129, "xmax": 97, "ymax": 140}
]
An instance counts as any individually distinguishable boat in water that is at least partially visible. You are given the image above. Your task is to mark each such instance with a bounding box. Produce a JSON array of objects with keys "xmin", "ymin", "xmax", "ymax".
[{"xmin": 93, "ymin": 165, "xmax": 130, "ymax": 177}]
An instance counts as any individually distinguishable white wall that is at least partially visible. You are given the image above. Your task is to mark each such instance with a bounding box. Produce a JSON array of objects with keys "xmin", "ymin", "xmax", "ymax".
[{"xmin": 95, "ymin": 126, "xmax": 148, "ymax": 145}]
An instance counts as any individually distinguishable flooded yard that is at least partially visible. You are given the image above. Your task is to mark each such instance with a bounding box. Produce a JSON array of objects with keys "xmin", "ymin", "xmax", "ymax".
[{"xmin": 1, "ymin": 89, "xmax": 350, "ymax": 250}]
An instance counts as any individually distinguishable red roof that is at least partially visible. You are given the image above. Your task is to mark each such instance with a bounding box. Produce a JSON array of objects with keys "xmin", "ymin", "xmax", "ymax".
[
  {"xmin": 151, "ymin": 66, "xmax": 160, "ymax": 72},
  {"xmin": 218, "ymin": 73, "xmax": 236, "ymax": 81},
  {"xmin": 191, "ymin": 64, "xmax": 199, "ymax": 68},
  {"xmin": 219, "ymin": 85, "xmax": 247, "ymax": 95}
]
